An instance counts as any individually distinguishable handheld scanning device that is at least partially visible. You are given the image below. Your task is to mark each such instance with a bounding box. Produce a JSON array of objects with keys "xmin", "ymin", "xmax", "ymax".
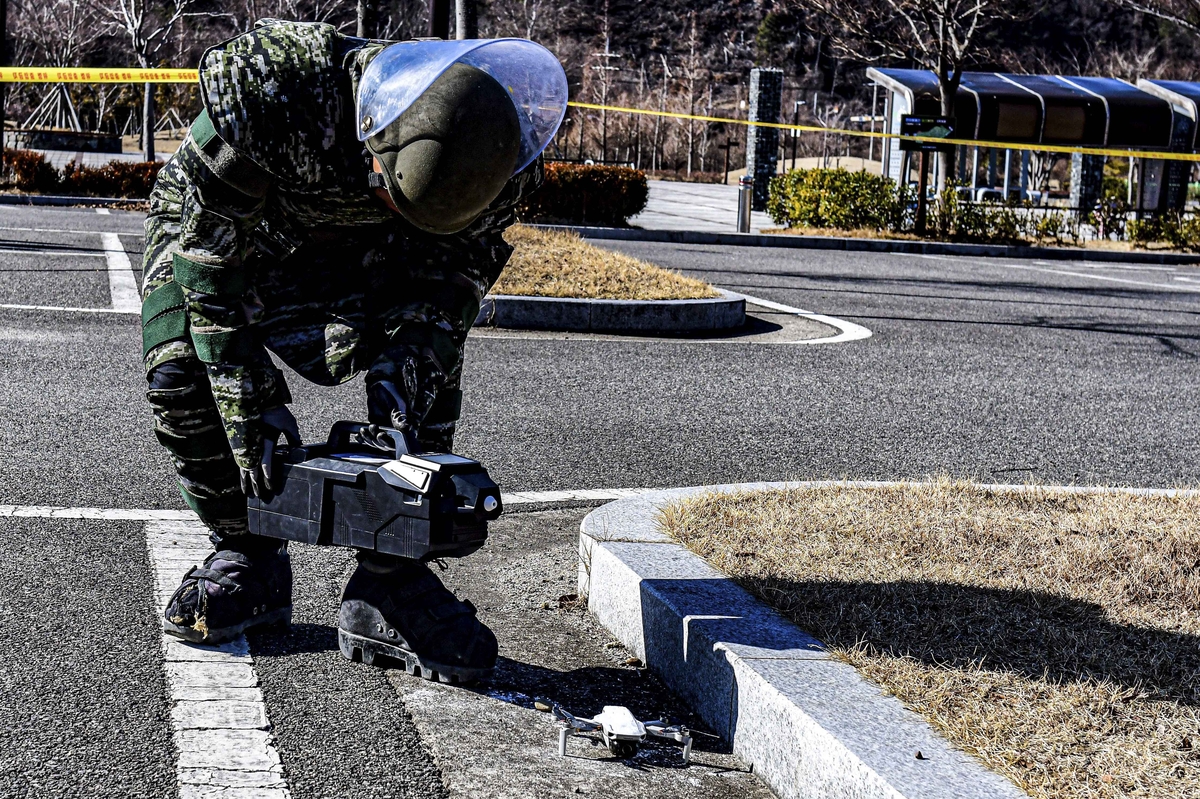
[{"xmin": 246, "ymin": 421, "xmax": 502, "ymax": 560}]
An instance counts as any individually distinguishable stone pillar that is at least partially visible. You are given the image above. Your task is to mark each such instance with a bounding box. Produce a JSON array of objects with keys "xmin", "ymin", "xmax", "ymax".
[
  {"xmin": 745, "ymin": 67, "xmax": 783, "ymax": 211},
  {"xmin": 1070, "ymin": 153, "xmax": 1104, "ymax": 215}
]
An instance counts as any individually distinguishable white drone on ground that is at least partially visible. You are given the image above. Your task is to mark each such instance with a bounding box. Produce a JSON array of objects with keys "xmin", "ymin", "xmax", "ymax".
[{"xmin": 549, "ymin": 702, "xmax": 693, "ymax": 763}]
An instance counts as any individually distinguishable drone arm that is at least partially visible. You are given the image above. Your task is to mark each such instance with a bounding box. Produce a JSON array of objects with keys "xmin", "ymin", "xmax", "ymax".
[
  {"xmin": 644, "ymin": 723, "xmax": 694, "ymax": 763},
  {"xmin": 558, "ymin": 726, "xmax": 569, "ymax": 757}
]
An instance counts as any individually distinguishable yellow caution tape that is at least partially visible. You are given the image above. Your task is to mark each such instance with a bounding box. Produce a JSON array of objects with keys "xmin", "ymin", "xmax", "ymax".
[
  {"xmin": 0, "ymin": 67, "xmax": 197, "ymax": 83},
  {"xmin": 5, "ymin": 69, "xmax": 1196, "ymax": 162},
  {"xmin": 567, "ymin": 101, "xmax": 1200, "ymax": 163}
]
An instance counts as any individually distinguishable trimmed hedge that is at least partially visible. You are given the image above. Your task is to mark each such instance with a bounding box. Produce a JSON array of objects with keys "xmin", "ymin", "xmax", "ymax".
[
  {"xmin": 1, "ymin": 148, "xmax": 163, "ymax": 198},
  {"xmin": 767, "ymin": 168, "xmax": 907, "ymax": 231},
  {"xmin": 60, "ymin": 160, "xmax": 163, "ymax": 198},
  {"xmin": 517, "ymin": 162, "xmax": 649, "ymax": 226},
  {"xmin": 4, "ymin": 149, "xmax": 59, "ymax": 192}
]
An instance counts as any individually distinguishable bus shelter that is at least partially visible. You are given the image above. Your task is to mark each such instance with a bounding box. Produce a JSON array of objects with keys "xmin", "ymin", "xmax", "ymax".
[{"xmin": 866, "ymin": 68, "xmax": 1183, "ymax": 212}]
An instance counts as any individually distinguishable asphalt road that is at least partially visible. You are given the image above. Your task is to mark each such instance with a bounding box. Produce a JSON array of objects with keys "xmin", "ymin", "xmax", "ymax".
[{"xmin": 3, "ymin": 203, "xmax": 1200, "ymax": 797}]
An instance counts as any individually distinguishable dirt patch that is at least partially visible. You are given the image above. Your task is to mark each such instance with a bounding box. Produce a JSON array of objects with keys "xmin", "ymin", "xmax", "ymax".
[
  {"xmin": 495, "ymin": 225, "xmax": 717, "ymax": 300},
  {"xmin": 660, "ymin": 481, "xmax": 1200, "ymax": 799}
]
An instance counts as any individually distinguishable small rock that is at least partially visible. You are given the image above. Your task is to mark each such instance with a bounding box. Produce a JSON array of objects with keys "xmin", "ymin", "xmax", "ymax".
[
  {"xmin": 625, "ymin": 657, "xmax": 643, "ymax": 667},
  {"xmin": 915, "ymin": 751, "xmax": 926, "ymax": 760},
  {"xmin": 541, "ymin": 601, "xmax": 551, "ymax": 610},
  {"xmin": 534, "ymin": 699, "xmax": 552, "ymax": 712}
]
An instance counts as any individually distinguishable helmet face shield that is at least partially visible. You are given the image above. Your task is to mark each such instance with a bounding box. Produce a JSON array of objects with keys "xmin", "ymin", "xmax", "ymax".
[
  {"xmin": 365, "ymin": 63, "xmax": 521, "ymax": 235},
  {"xmin": 357, "ymin": 38, "xmax": 568, "ymax": 174}
]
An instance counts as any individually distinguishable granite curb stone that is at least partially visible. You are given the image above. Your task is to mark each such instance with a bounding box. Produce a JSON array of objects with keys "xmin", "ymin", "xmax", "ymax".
[
  {"xmin": 539, "ymin": 223, "xmax": 1200, "ymax": 266},
  {"xmin": 578, "ymin": 480, "xmax": 1029, "ymax": 799},
  {"xmin": 475, "ymin": 289, "xmax": 746, "ymax": 332}
]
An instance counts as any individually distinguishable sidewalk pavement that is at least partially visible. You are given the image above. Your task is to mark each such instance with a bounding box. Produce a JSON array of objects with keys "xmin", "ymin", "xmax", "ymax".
[{"xmin": 629, "ymin": 180, "xmax": 775, "ymax": 234}]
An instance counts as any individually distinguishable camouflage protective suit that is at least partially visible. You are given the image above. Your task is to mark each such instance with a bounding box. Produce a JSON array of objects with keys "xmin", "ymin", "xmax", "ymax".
[{"xmin": 142, "ymin": 20, "xmax": 541, "ymax": 540}]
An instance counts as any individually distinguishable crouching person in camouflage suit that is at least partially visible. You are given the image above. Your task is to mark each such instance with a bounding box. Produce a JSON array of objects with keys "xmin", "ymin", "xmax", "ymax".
[{"xmin": 142, "ymin": 20, "xmax": 566, "ymax": 683}]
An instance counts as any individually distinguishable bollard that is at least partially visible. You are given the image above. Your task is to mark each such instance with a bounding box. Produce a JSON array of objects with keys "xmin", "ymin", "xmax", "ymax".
[{"xmin": 737, "ymin": 175, "xmax": 753, "ymax": 233}]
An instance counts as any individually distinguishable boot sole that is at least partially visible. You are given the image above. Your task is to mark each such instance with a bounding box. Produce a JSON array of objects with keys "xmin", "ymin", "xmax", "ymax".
[
  {"xmin": 337, "ymin": 629, "xmax": 493, "ymax": 685},
  {"xmin": 164, "ymin": 606, "xmax": 292, "ymax": 644}
]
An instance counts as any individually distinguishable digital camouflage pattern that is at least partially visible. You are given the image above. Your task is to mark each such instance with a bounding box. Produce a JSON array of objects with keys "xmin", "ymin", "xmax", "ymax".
[{"xmin": 143, "ymin": 19, "xmax": 543, "ymax": 537}]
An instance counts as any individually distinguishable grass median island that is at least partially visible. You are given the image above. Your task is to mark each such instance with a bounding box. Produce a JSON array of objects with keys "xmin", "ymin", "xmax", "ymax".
[
  {"xmin": 495, "ymin": 224, "xmax": 717, "ymax": 300},
  {"xmin": 659, "ymin": 481, "xmax": 1200, "ymax": 799}
]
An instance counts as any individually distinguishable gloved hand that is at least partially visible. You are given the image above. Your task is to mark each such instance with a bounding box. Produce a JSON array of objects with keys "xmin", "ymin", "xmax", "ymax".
[
  {"xmin": 366, "ymin": 349, "xmax": 447, "ymax": 433},
  {"xmin": 238, "ymin": 405, "xmax": 301, "ymax": 498}
]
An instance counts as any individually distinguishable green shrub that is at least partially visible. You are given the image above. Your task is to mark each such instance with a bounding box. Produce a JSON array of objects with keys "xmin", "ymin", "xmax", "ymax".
[
  {"xmin": 1128, "ymin": 211, "xmax": 1200, "ymax": 251},
  {"xmin": 767, "ymin": 168, "xmax": 906, "ymax": 231},
  {"xmin": 60, "ymin": 160, "xmax": 163, "ymax": 198},
  {"xmin": 517, "ymin": 162, "xmax": 649, "ymax": 226},
  {"xmin": 3, "ymin": 149, "xmax": 59, "ymax": 192}
]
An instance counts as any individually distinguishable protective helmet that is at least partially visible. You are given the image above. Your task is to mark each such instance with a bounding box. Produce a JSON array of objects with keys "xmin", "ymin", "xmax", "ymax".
[{"xmin": 359, "ymin": 39, "xmax": 568, "ymax": 234}]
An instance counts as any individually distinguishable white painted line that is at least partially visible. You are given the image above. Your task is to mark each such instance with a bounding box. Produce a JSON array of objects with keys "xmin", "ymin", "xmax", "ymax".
[
  {"xmin": 990, "ymin": 260, "xmax": 1200, "ymax": 292},
  {"xmin": 0, "ymin": 505, "xmax": 195, "ymax": 519},
  {"xmin": 8, "ymin": 477, "xmax": 1195, "ymax": 523},
  {"xmin": 0, "ymin": 490, "xmax": 664, "ymax": 519},
  {"xmin": 0, "ymin": 248, "xmax": 105, "ymax": 256},
  {"xmin": 0, "ymin": 302, "xmax": 138, "ymax": 314},
  {"xmin": 734, "ymin": 292, "xmax": 874, "ymax": 344},
  {"xmin": 145, "ymin": 519, "xmax": 289, "ymax": 798},
  {"xmin": 102, "ymin": 231, "xmax": 141, "ymax": 312},
  {"xmin": 0, "ymin": 225, "xmax": 141, "ymax": 236},
  {"xmin": 96, "ymin": 208, "xmax": 111, "ymax": 215}
]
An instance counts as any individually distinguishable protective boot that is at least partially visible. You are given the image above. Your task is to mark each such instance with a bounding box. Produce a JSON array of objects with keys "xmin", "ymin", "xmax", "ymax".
[
  {"xmin": 163, "ymin": 538, "xmax": 292, "ymax": 644},
  {"xmin": 338, "ymin": 554, "xmax": 497, "ymax": 684}
]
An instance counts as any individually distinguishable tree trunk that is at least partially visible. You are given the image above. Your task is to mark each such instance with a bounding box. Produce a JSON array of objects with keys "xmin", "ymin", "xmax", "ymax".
[
  {"xmin": 357, "ymin": 0, "xmax": 375, "ymax": 38},
  {"xmin": 142, "ymin": 82, "xmax": 155, "ymax": 163},
  {"xmin": 937, "ymin": 81, "xmax": 955, "ymax": 196}
]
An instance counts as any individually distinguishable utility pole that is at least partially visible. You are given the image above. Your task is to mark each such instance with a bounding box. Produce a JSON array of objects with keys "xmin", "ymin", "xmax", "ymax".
[
  {"xmin": 455, "ymin": 0, "xmax": 477, "ymax": 39},
  {"xmin": 429, "ymin": 0, "xmax": 451, "ymax": 38}
]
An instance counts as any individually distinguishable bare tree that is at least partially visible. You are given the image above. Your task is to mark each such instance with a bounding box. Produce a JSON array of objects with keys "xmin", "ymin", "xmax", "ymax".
[
  {"xmin": 12, "ymin": 0, "xmax": 102, "ymax": 67},
  {"xmin": 790, "ymin": 0, "xmax": 1005, "ymax": 193},
  {"xmin": 1117, "ymin": 0, "xmax": 1200, "ymax": 33},
  {"xmin": 236, "ymin": 0, "xmax": 350, "ymax": 32},
  {"xmin": 95, "ymin": 0, "xmax": 223, "ymax": 160}
]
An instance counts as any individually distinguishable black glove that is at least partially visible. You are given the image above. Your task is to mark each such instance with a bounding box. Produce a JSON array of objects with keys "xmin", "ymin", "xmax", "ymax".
[{"xmin": 238, "ymin": 405, "xmax": 301, "ymax": 499}]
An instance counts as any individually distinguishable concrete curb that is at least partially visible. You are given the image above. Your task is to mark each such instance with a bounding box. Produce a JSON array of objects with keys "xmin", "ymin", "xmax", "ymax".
[
  {"xmin": 0, "ymin": 193, "xmax": 142, "ymax": 207},
  {"xmin": 475, "ymin": 289, "xmax": 745, "ymax": 332},
  {"xmin": 578, "ymin": 480, "xmax": 1041, "ymax": 799},
  {"xmin": 538, "ymin": 223, "xmax": 1200, "ymax": 266}
]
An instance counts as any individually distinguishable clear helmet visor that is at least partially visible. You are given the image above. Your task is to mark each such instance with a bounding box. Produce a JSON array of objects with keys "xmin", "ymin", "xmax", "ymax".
[{"xmin": 357, "ymin": 38, "xmax": 568, "ymax": 174}]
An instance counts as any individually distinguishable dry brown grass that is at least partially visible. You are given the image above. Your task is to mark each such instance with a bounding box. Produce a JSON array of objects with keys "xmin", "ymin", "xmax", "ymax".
[
  {"xmin": 759, "ymin": 226, "xmax": 922, "ymax": 241},
  {"xmin": 660, "ymin": 480, "xmax": 1200, "ymax": 799},
  {"xmin": 494, "ymin": 224, "xmax": 717, "ymax": 300}
]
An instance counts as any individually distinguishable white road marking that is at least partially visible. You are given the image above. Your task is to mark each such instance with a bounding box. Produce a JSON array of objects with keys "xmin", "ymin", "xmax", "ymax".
[
  {"xmin": 102, "ymin": 231, "xmax": 141, "ymax": 312},
  {"xmin": 146, "ymin": 520, "xmax": 289, "ymax": 799},
  {"xmin": 733, "ymin": 292, "xmax": 874, "ymax": 344},
  {"xmin": 0, "ymin": 225, "xmax": 140, "ymax": 236},
  {"xmin": 903, "ymin": 252, "xmax": 1200, "ymax": 292},
  {"xmin": 95, "ymin": 208, "xmax": 111, "ymax": 215},
  {"xmin": 0, "ymin": 302, "xmax": 137, "ymax": 314},
  {"xmin": 0, "ymin": 248, "xmax": 105, "ymax": 256},
  {"xmin": 0, "ymin": 490, "xmax": 661, "ymax": 520},
  {"xmin": 7, "ymin": 478, "xmax": 1198, "ymax": 525},
  {"xmin": 990, "ymin": 261, "xmax": 1200, "ymax": 292}
]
